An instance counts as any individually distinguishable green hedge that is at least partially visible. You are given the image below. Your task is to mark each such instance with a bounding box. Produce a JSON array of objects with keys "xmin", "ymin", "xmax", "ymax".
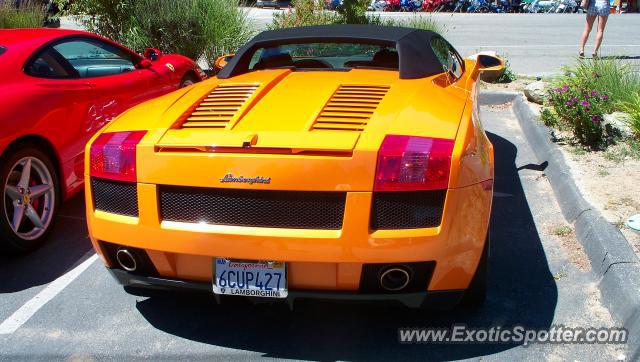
[
  {"xmin": 0, "ymin": 1, "xmax": 46, "ymax": 29},
  {"xmin": 68, "ymin": 0, "xmax": 254, "ymax": 67}
]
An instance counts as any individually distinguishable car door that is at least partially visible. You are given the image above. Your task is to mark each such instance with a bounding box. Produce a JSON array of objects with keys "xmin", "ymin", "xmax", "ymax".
[
  {"xmin": 144, "ymin": 52, "xmax": 180, "ymax": 97},
  {"xmin": 51, "ymin": 37, "xmax": 156, "ymax": 127},
  {"xmin": 22, "ymin": 45, "xmax": 97, "ymax": 191}
]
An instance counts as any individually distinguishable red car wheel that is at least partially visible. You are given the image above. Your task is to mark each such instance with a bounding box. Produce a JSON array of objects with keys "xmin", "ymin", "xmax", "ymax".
[{"xmin": 0, "ymin": 146, "xmax": 59, "ymax": 254}]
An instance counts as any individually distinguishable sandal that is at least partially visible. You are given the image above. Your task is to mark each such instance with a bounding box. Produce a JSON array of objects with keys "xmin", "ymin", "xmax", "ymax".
[{"xmin": 579, "ymin": 51, "xmax": 585, "ymax": 58}]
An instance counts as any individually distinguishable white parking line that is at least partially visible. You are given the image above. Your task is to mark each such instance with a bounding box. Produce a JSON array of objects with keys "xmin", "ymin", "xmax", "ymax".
[{"xmin": 0, "ymin": 254, "xmax": 98, "ymax": 335}]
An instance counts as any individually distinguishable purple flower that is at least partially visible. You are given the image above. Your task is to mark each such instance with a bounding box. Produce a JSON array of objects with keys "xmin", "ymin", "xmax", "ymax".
[
  {"xmin": 590, "ymin": 90, "xmax": 598, "ymax": 97},
  {"xmin": 555, "ymin": 87, "xmax": 564, "ymax": 93},
  {"xmin": 581, "ymin": 100, "xmax": 590, "ymax": 107},
  {"xmin": 563, "ymin": 84, "xmax": 570, "ymax": 91},
  {"xmin": 601, "ymin": 94, "xmax": 609, "ymax": 101},
  {"xmin": 566, "ymin": 101, "xmax": 574, "ymax": 106},
  {"xmin": 572, "ymin": 97, "xmax": 580, "ymax": 102},
  {"xmin": 591, "ymin": 115, "xmax": 601, "ymax": 122}
]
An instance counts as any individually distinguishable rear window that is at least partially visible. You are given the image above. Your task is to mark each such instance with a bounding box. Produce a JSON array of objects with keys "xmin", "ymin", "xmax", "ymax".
[
  {"xmin": 0, "ymin": 46, "xmax": 6, "ymax": 56},
  {"xmin": 247, "ymin": 42, "xmax": 398, "ymax": 72}
]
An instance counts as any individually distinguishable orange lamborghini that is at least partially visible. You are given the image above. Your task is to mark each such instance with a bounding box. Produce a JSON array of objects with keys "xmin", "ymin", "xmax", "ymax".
[{"xmin": 85, "ymin": 25, "xmax": 499, "ymax": 309}]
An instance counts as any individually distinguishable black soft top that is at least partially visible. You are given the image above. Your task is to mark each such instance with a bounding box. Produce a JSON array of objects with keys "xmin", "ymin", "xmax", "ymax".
[{"xmin": 217, "ymin": 25, "xmax": 445, "ymax": 80}]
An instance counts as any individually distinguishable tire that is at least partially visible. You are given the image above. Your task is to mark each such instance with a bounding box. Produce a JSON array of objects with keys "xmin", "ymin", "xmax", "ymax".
[
  {"xmin": 0, "ymin": 146, "xmax": 60, "ymax": 254},
  {"xmin": 459, "ymin": 234, "xmax": 489, "ymax": 307},
  {"xmin": 179, "ymin": 73, "xmax": 199, "ymax": 88}
]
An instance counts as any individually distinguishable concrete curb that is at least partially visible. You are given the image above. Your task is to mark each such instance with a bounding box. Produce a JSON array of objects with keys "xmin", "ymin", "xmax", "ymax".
[{"xmin": 480, "ymin": 91, "xmax": 640, "ymax": 358}]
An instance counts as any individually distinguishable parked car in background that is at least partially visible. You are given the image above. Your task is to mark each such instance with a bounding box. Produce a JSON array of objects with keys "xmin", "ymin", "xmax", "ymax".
[
  {"xmin": 256, "ymin": 0, "xmax": 292, "ymax": 8},
  {"xmin": 86, "ymin": 25, "xmax": 499, "ymax": 310},
  {"xmin": 0, "ymin": 28, "xmax": 205, "ymax": 254}
]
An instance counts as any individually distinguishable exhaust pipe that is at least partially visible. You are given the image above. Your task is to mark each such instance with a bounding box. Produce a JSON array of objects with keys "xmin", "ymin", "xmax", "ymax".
[
  {"xmin": 116, "ymin": 248, "xmax": 138, "ymax": 272},
  {"xmin": 379, "ymin": 266, "xmax": 411, "ymax": 291}
]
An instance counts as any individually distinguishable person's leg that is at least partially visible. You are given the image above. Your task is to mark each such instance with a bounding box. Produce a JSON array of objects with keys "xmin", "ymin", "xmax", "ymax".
[
  {"xmin": 593, "ymin": 15, "xmax": 609, "ymax": 56},
  {"xmin": 580, "ymin": 15, "xmax": 597, "ymax": 55}
]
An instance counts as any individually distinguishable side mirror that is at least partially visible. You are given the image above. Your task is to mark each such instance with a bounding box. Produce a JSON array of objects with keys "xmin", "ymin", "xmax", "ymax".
[
  {"xmin": 144, "ymin": 48, "xmax": 162, "ymax": 61},
  {"xmin": 137, "ymin": 59, "xmax": 153, "ymax": 69},
  {"xmin": 214, "ymin": 54, "xmax": 234, "ymax": 72},
  {"xmin": 473, "ymin": 53, "xmax": 505, "ymax": 83},
  {"xmin": 477, "ymin": 54, "xmax": 504, "ymax": 69}
]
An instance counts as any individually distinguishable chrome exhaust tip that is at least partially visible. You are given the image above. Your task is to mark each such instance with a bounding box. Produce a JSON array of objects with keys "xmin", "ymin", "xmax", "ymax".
[
  {"xmin": 116, "ymin": 248, "xmax": 138, "ymax": 272},
  {"xmin": 379, "ymin": 267, "xmax": 411, "ymax": 291}
]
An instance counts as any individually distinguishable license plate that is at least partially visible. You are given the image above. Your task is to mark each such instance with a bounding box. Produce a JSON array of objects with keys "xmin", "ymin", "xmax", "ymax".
[{"xmin": 212, "ymin": 258, "xmax": 287, "ymax": 298}]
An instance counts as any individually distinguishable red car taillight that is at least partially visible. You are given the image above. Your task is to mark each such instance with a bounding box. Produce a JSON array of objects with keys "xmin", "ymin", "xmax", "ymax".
[
  {"xmin": 374, "ymin": 135, "xmax": 454, "ymax": 191},
  {"xmin": 89, "ymin": 131, "xmax": 146, "ymax": 182}
]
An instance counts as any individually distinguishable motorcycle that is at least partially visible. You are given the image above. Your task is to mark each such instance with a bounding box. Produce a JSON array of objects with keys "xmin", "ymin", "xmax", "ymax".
[
  {"xmin": 467, "ymin": 0, "xmax": 498, "ymax": 12},
  {"xmin": 422, "ymin": 0, "xmax": 443, "ymax": 11},
  {"xmin": 436, "ymin": 0, "xmax": 459, "ymax": 11},
  {"xmin": 525, "ymin": 0, "xmax": 556, "ymax": 12},
  {"xmin": 453, "ymin": 0, "xmax": 473, "ymax": 11},
  {"xmin": 554, "ymin": 0, "xmax": 578, "ymax": 12},
  {"xmin": 368, "ymin": 0, "xmax": 389, "ymax": 10},
  {"xmin": 385, "ymin": 0, "xmax": 401, "ymax": 10},
  {"xmin": 400, "ymin": 0, "xmax": 423, "ymax": 11}
]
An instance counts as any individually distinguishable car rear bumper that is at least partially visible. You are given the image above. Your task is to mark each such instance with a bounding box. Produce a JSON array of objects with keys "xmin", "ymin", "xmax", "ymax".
[
  {"xmin": 87, "ymin": 182, "xmax": 492, "ymax": 292},
  {"xmin": 108, "ymin": 268, "xmax": 465, "ymax": 309}
]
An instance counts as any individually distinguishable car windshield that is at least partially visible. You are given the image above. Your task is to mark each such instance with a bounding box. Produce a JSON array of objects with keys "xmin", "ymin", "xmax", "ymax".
[
  {"xmin": 0, "ymin": 46, "xmax": 6, "ymax": 56},
  {"xmin": 248, "ymin": 42, "xmax": 398, "ymax": 72}
]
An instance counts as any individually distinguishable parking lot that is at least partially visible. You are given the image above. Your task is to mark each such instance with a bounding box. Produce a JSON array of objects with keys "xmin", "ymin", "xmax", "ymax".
[{"xmin": 0, "ymin": 103, "xmax": 628, "ymax": 360}]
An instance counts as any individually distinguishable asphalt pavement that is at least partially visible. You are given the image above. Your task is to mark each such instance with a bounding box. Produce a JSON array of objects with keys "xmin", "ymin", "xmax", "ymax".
[{"xmin": 0, "ymin": 104, "xmax": 628, "ymax": 360}]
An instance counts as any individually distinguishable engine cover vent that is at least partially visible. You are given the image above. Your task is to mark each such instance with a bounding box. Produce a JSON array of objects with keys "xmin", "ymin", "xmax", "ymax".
[
  {"xmin": 182, "ymin": 84, "xmax": 259, "ymax": 128},
  {"xmin": 312, "ymin": 85, "xmax": 390, "ymax": 132}
]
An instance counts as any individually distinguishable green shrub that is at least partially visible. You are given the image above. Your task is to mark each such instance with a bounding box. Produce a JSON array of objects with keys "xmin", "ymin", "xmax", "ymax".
[
  {"xmin": 547, "ymin": 59, "xmax": 640, "ymax": 147},
  {"xmin": 270, "ymin": 0, "xmax": 337, "ymax": 29},
  {"xmin": 540, "ymin": 107, "xmax": 559, "ymax": 128},
  {"xmin": 495, "ymin": 56, "xmax": 516, "ymax": 83},
  {"xmin": 547, "ymin": 83, "xmax": 612, "ymax": 147},
  {"xmin": 335, "ymin": 0, "xmax": 369, "ymax": 24},
  {"xmin": 69, "ymin": 0, "xmax": 254, "ymax": 67},
  {"xmin": 542, "ymin": 59, "xmax": 640, "ymax": 148},
  {"xmin": 383, "ymin": 15, "xmax": 443, "ymax": 34},
  {"xmin": 0, "ymin": 1, "xmax": 45, "ymax": 28},
  {"xmin": 566, "ymin": 58, "xmax": 640, "ymax": 106},
  {"xmin": 618, "ymin": 93, "xmax": 640, "ymax": 140}
]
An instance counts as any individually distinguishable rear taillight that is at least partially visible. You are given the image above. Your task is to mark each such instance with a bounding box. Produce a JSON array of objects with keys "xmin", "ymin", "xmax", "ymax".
[
  {"xmin": 374, "ymin": 135, "xmax": 454, "ymax": 191},
  {"xmin": 89, "ymin": 131, "xmax": 146, "ymax": 182}
]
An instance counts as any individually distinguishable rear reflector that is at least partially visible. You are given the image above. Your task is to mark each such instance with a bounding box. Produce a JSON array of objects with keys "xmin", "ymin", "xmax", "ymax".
[
  {"xmin": 89, "ymin": 131, "xmax": 146, "ymax": 182},
  {"xmin": 374, "ymin": 135, "xmax": 454, "ymax": 191}
]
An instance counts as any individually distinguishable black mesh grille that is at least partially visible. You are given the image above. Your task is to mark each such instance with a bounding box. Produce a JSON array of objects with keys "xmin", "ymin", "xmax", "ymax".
[
  {"xmin": 91, "ymin": 178, "xmax": 138, "ymax": 217},
  {"xmin": 371, "ymin": 190, "xmax": 446, "ymax": 229},
  {"xmin": 159, "ymin": 186, "xmax": 346, "ymax": 229}
]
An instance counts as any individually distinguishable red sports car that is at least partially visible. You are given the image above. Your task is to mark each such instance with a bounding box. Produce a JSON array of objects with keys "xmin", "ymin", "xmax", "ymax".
[{"xmin": 0, "ymin": 29, "xmax": 205, "ymax": 253}]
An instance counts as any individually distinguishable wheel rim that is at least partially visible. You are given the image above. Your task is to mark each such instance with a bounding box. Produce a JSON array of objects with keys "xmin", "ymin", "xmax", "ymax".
[{"xmin": 3, "ymin": 156, "xmax": 55, "ymax": 241}]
